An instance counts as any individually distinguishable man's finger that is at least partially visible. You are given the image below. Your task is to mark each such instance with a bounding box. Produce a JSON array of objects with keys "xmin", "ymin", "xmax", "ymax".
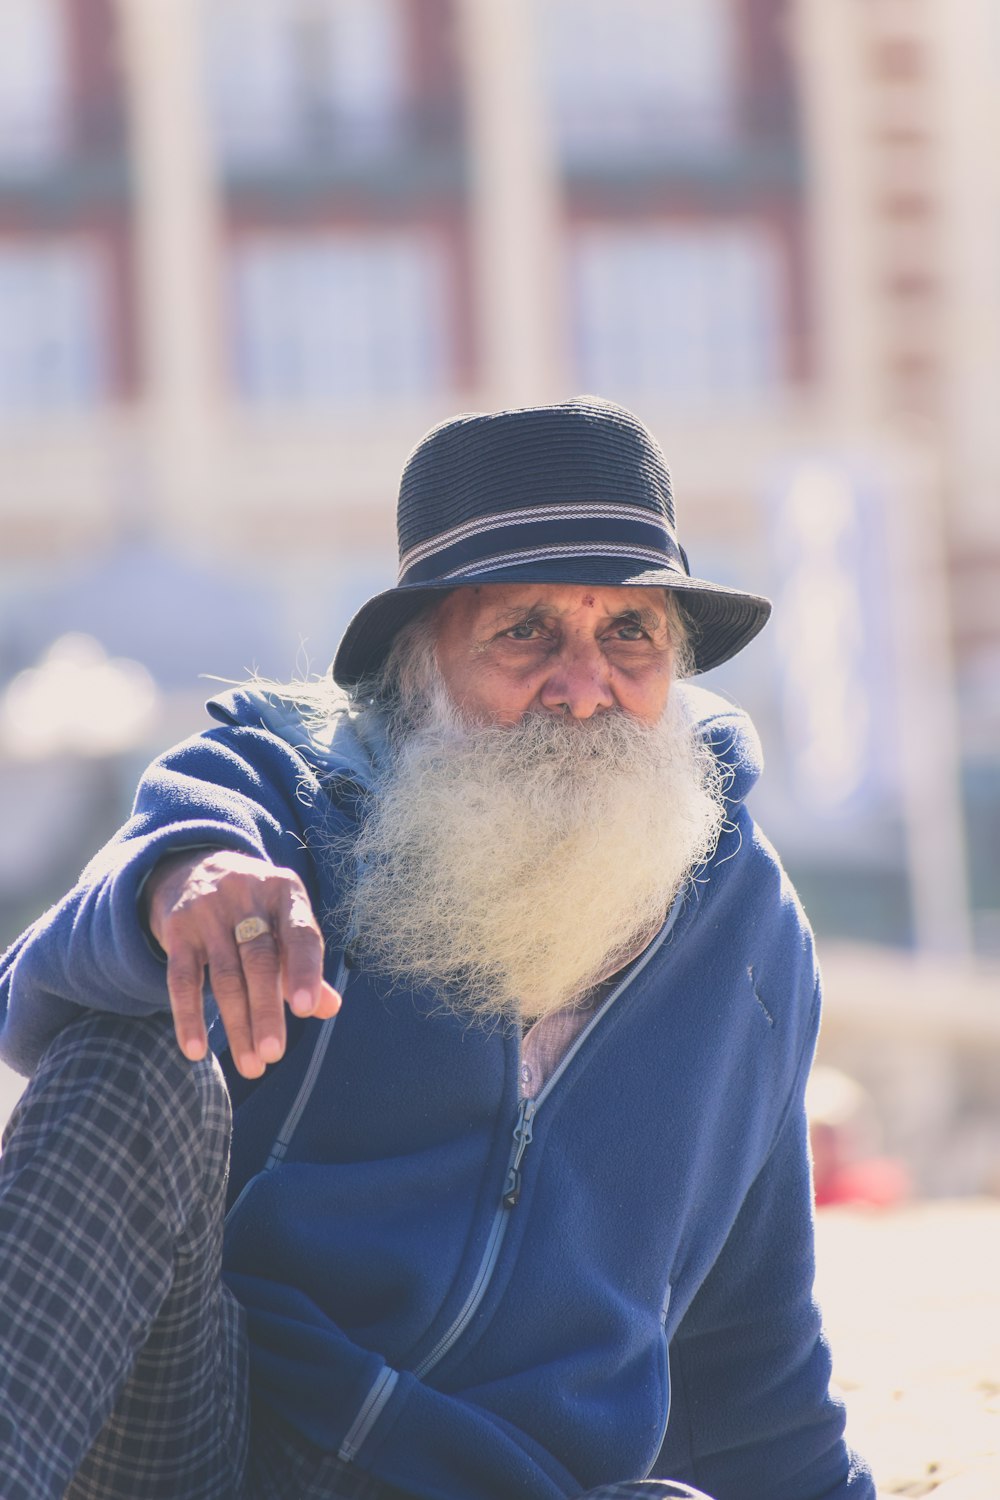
[
  {"xmin": 276, "ymin": 890, "xmax": 329, "ymax": 1018},
  {"xmin": 165, "ymin": 953, "xmax": 209, "ymax": 1061},
  {"xmin": 207, "ymin": 947, "xmax": 262, "ymax": 1078},
  {"xmin": 313, "ymin": 979, "xmax": 343, "ymax": 1018},
  {"xmin": 236, "ymin": 925, "xmax": 286, "ymax": 1063}
]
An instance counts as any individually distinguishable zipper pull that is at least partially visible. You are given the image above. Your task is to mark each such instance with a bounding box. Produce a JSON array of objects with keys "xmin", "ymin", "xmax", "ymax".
[{"xmin": 501, "ymin": 1097, "xmax": 536, "ymax": 1209}]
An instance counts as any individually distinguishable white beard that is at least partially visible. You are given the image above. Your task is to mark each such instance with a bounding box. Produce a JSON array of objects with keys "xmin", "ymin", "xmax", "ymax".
[{"xmin": 345, "ymin": 679, "xmax": 727, "ymax": 1027}]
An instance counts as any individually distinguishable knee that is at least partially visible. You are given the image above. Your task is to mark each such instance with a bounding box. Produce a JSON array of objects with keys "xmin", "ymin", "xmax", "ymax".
[{"xmin": 12, "ymin": 1011, "xmax": 231, "ymax": 1221}]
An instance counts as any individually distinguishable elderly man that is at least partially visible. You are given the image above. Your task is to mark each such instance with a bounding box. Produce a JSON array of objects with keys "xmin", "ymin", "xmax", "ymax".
[{"xmin": 0, "ymin": 400, "xmax": 872, "ymax": 1500}]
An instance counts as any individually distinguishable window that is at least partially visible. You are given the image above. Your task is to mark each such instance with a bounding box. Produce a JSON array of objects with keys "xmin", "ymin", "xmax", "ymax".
[
  {"xmin": 204, "ymin": 0, "xmax": 404, "ymax": 167},
  {"xmin": 0, "ymin": 243, "xmax": 107, "ymax": 414},
  {"xmin": 230, "ymin": 232, "xmax": 450, "ymax": 404},
  {"xmin": 571, "ymin": 223, "xmax": 784, "ymax": 398},
  {"xmin": 537, "ymin": 0, "xmax": 736, "ymax": 162},
  {"xmin": 0, "ymin": 0, "xmax": 67, "ymax": 172}
]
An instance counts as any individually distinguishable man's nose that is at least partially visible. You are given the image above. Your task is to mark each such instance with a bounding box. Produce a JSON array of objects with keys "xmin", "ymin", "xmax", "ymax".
[{"xmin": 538, "ymin": 642, "xmax": 615, "ymax": 718}]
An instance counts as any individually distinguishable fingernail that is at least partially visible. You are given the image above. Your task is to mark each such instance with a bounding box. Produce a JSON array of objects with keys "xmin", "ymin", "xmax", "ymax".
[
  {"xmin": 291, "ymin": 989, "xmax": 314, "ymax": 1016},
  {"xmin": 239, "ymin": 1052, "xmax": 264, "ymax": 1077},
  {"xmin": 182, "ymin": 1037, "xmax": 206, "ymax": 1061},
  {"xmin": 258, "ymin": 1036, "xmax": 283, "ymax": 1064}
]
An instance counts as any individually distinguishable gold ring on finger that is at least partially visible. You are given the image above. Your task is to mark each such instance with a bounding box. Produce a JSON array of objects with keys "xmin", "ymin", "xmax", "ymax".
[{"xmin": 234, "ymin": 915, "xmax": 270, "ymax": 945}]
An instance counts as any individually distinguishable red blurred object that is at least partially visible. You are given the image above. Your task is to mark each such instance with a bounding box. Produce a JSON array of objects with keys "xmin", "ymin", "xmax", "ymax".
[
  {"xmin": 808, "ymin": 1067, "xmax": 911, "ymax": 1209},
  {"xmin": 812, "ymin": 1135, "xmax": 911, "ymax": 1208}
]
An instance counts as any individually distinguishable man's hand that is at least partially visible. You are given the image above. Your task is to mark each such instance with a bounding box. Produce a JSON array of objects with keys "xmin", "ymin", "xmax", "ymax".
[{"xmin": 144, "ymin": 849, "xmax": 342, "ymax": 1078}]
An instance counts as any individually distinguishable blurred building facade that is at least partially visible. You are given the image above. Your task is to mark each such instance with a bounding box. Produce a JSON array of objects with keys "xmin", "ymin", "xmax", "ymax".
[{"xmin": 0, "ymin": 0, "xmax": 998, "ymax": 980}]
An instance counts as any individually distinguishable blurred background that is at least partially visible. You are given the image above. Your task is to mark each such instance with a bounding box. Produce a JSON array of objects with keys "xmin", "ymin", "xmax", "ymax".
[{"xmin": 0, "ymin": 0, "xmax": 998, "ymax": 1197}]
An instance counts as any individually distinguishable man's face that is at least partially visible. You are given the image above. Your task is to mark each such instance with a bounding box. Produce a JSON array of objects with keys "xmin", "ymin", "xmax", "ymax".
[
  {"xmin": 431, "ymin": 583, "xmax": 675, "ymax": 727},
  {"xmin": 350, "ymin": 583, "xmax": 723, "ymax": 1022}
]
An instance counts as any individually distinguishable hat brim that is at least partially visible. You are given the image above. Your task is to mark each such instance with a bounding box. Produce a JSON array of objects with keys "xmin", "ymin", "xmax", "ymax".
[{"xmin": 332, "ymin": 559, "xmax": 770, "ymax": 687}]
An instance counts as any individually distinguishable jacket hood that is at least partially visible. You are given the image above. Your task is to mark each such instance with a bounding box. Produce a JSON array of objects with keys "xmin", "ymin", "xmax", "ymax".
[
  {"xmin": 677, "ymin": 683, "xmax": 763, "ymax": 808},
  {"xmin": 206, "ymin": 683, "xmax": 387, "ymax": 792},
  {"xmin": 205, "ymin": 681, "xmax": 763, "ymax": 810}
]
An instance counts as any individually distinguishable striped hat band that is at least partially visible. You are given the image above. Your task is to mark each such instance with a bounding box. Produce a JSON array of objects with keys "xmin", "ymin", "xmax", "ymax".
[{"xmin": 397, "ymin": 502, "xmax": 686, "ymax": 586}]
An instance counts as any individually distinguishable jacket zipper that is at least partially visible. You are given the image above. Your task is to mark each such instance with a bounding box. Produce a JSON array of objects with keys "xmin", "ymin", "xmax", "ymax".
[
  {"xmin": 265, "ymin": 953, "xmax": 348, "ymax": 1168},
  {"xmin": 501, "ymin": 1096, "xmax": 536, "ymax": 1208},
  {"xmin": 338, "ymin": 1365, "xmax": 399, "ymax": 1462},
  {"xmin": 224, "ymin": 955, "xmax": 348, "ymax": 1225},
  {"xmin": 287, "ymin": 891, "xmax": 684, "ymax": 1461},
  {"xmin": 411, "ymin": 1095, "xmax": 535, "ymax": 1378},
  {"xmin": 408, "ymin": 901, "xmax": 681, "ymax": 1385}
]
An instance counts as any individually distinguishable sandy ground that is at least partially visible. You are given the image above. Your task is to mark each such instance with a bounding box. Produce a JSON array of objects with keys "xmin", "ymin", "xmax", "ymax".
[{"xmin": 815, "ymin": 1199, "xmax": 1000, "ymax": 1497}]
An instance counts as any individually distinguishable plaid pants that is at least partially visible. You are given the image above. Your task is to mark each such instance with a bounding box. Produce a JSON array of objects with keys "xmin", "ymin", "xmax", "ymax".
[{"xmin": 0, "ymin": 1012, "xmax": 709, "ymax": 1500}]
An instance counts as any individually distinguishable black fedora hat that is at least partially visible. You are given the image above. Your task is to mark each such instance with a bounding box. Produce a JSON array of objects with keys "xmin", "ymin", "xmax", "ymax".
[{"xmin": 333, "ymin": 397, "xmax": 770, "ymax": 687}]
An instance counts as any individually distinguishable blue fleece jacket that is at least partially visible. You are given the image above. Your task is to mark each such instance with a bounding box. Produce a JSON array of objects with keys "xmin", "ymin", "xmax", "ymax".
[{"xmin": 0, "ymin": 686, "xmax": 873, "ymax": 1500}]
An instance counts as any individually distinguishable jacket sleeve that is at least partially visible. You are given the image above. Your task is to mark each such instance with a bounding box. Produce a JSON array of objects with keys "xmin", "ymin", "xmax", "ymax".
[
  {"xmin": 0, "ymin": 725, "xmax": 323, "ymax": 1078},
  {"xmin": 653, "ymin": 1039, "xmax": 875, "ymax": 1500}
]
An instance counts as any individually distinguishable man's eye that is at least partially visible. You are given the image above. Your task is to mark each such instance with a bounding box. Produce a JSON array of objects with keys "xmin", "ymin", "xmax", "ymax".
[
  {"xmin": 612, "ymin": 623, "xmax": 649, "ymax": 641},
  {"xmin": 505, "ymin": 623, "xmax": 541, "ymax": 641}
]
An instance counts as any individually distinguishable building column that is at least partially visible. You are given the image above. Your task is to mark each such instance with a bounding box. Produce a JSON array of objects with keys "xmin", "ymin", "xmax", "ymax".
[
  {"xmin": 792, "ymin": 0, "xmax": 972, "ymax": 957},
  {"xmin": 931, "ymin": 0, "xmax": 1000, "ymax": 548},
  {"xmin": 113, "ymin": 0, "xmax": 224, "ymax": 529},
  {"xmin": 885, "ymin": 451, "xmax": 974, "ymax": 958},
  {"xmin": 454, "ymin": 0, "xmax": 568, "ymax": 406},
  {"xmin": 791, "ymin": 0, "xmax": 881, "ymax": 422}
]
